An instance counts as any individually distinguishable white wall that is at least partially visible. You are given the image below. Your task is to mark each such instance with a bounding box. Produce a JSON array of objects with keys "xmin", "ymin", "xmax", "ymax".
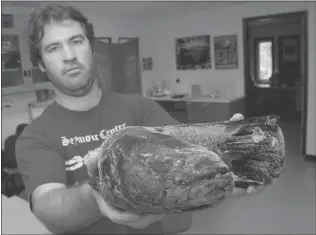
[
  {"xmin": 306, "ymin": 1, "xmax": 316, "ymax": 156},
  {"xmin": 139, "ymin": 1, "xmax": 316, "ymax": 156}
]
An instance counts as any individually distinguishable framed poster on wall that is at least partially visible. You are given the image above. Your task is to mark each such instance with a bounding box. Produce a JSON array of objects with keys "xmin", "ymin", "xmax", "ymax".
[
  {"xmin": 175, "ymin": 35, "xmax": 211, "ymax": 70},
  {"xmin": 214, "ymin": 34, "xmax": 238, "ymax": 69},
  {"xmin": 142, "ymin": 57, "xmax": 153, "ymax": 71}
]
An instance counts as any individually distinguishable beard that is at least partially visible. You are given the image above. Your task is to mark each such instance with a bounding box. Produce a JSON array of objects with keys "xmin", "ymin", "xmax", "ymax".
[{"xmin": 47, "ymin": 60, "xmax": 97, "ymax": 98}]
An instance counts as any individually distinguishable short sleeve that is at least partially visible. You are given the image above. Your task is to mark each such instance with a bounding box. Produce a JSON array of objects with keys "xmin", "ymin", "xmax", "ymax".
[{"xmin": 15, "ymin": 126, "xmax": 67, "ymax": 201}]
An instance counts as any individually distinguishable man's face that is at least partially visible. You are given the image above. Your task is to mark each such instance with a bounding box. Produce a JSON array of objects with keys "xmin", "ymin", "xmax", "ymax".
[{"xmin": 39, "ymin": 19, "xmax": 95, "ymax": 97}]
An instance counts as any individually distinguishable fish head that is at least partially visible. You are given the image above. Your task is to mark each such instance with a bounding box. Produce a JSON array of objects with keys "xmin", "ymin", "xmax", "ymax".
[
  {"xmin": 219, "ymin": 116, "xmax": 286, "ymax": 188},
  {"xmin": 96, "ymin": 126, "xmax": 235, "ymax": 214}
]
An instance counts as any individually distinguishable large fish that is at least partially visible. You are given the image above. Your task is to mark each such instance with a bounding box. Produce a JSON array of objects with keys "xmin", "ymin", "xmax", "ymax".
[{"xmin": 89, "ymin": 115, "xmax": 285, "ymax": 214}]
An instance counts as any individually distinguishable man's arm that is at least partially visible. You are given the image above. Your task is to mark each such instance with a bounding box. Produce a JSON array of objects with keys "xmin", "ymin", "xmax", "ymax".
[
  {"xmin": 15, "ymin": 127, "xmax": 101, "ymax": 234},
  {"xmin": 31, "ymin": 182, "xmax": 101, "ymax": 234}
]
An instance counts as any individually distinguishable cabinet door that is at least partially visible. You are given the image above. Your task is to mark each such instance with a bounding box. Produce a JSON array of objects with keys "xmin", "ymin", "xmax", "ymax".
[
  {"xmin": 202, "ymin": 102, "xmax": 230, "ymax": 122},
  {"xmin": 230, "ymin": 98, "xmax": 245, "ymax": 117},
  {"xmin": 186, "ymin": 102, "xmax": 204, "ymax": 123}
]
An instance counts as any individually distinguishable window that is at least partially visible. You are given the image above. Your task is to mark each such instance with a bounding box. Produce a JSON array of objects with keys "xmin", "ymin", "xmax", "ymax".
[{"xmin": 255, "ymin": 38, "xmax": 274, "ymax": 82}]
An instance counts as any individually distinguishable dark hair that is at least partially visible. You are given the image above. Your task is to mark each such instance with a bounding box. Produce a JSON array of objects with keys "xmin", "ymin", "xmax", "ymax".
[{"xmin": 28, "ymin": 4, "xmax": 95, "ymax": 66}]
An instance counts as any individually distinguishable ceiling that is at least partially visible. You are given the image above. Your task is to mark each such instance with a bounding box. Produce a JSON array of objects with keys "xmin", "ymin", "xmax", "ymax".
[{"xmin": 1, "ymin": 1, "xmax": 243, "ymax": 19}]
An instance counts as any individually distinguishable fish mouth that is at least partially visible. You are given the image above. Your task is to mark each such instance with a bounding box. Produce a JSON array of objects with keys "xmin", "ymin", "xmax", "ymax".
[
  {"xmin": 231, "ymin": 159, "xmax": 268, "ymax": 188},
  {"xmin": 201, "ymin": 166, "xmax": 231, "ymax": 181},
  {"xmin": 179, "ymin": 166, "xmax": 230, "ymax": 187},
  {"xmin": 234, "ymin": 175, "xmax": 266, "ymax": 188}
]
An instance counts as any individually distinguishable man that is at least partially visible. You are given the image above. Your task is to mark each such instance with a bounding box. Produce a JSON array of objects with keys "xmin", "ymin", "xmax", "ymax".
[{"xmin": 16, "ymin": 3, "xmax": 267, "ymax": 235}]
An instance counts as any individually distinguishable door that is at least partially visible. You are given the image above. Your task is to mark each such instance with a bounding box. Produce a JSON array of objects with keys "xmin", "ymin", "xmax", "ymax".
[
  {"xmin": 112, "ymin": 38, "xmax": 142, "ymax": 94},
  {"xmin": 246, "ymin": 37, "xmax": 275, "ymax": 116},
  {"xmin": 94, "ymin": 39, "xmax": 114, "ymax": 92},
  {"xmin": 94, "ymin": 38, "xmax": 142, "ymax": 94}
]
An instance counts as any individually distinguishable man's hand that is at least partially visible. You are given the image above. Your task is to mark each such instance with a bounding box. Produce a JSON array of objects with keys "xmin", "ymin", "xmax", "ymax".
[
  {"xmin": 228, "ymin": 113, "xmax": 271, "ymax": 197},
  {"xmin": 84, "ymin": 147, "xmax": 165, "ymax": 229},
  {"xmin": 92, "ymin": 191, "xmax": 164, "ymax": 228}
]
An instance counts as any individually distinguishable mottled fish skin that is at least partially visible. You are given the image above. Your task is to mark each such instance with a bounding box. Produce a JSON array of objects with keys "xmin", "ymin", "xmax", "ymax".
[
  {"xmin": 144, "ymin": 115, "xmax": 286, "ymax": 188},
  {"xmin": 91, "ymin": 127, "xmax": 235, "ymax": 214},
  {"xmin": 89, "ymin": 115, "xmax": 285, "ymax": 214}
]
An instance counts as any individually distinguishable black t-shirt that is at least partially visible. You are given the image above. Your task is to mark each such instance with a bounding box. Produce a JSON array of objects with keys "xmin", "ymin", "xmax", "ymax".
[{"xmin": 16, "ymin": 91, "xmax": 181, "ymax": 234}]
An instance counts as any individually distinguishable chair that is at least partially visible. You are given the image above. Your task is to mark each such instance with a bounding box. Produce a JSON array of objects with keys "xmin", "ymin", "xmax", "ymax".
[{"xmin": 1, "ymin": 171, "xmax": 25, "ymax": 198}]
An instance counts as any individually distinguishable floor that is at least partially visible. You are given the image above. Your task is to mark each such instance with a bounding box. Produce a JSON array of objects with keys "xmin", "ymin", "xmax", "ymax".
[{"xmin": 182, "ymin": 120, "xmax": 316, "ymax": 234}]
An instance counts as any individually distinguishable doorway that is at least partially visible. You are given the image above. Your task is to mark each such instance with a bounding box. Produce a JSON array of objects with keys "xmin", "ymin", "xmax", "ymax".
[
  {"xmin": 243, "ymin": 11, "xmax": 308, "ymax": 155},
  {"xmin": 94, "ymin": 37, "xmax": 142, "ymax": 94}
]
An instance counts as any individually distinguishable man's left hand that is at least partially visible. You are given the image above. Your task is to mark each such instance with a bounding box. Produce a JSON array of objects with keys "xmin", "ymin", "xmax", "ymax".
[{"xmin": 228, "ymin": 113, "xmax": 273, "ymax": 197}]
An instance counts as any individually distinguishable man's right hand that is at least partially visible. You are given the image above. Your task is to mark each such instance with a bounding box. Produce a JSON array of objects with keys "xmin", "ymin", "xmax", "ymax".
[{"xmin": 85, "ymin": 147, "xmax": 165, "ymax": 229}]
